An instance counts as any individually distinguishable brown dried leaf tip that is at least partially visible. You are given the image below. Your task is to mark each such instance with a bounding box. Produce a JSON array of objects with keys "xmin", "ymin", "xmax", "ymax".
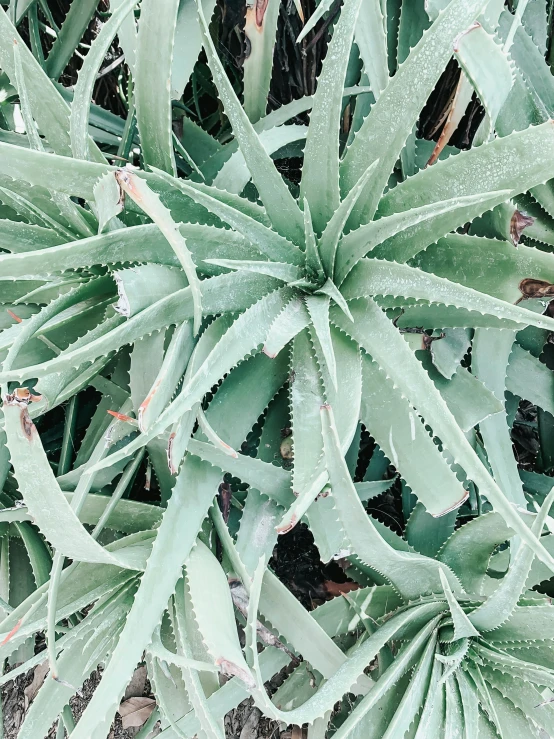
[
  {"xmin": 510, "ymin": 209, "xmax": 534, "ymax": 246},
  {"xmin": 518, "ymin": 278, "xmax": 554, "ymax": 303},
  {"xmin": 3, "ymin": 387, "xmax": 42, "ymax": 406}
]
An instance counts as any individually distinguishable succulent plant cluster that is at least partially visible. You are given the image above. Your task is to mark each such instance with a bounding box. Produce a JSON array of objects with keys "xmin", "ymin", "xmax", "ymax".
[{"xmin": 2, "ymin": 0, "xmax": 554, "ymax": 736}]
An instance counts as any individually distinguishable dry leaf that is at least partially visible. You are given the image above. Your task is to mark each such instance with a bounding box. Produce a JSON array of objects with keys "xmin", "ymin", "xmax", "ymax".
[
  {"xmin": 24, "ymin": 662, "xmax": 49, "ymax": 708},
  {"xmin": 118, "ymin": 696, "xmax": 156, "ymax": 729}
]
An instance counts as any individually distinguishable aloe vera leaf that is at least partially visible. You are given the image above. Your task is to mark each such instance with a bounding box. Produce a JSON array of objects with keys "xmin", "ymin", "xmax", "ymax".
[
  {"xmin": 213, "ymin": 125, "xmax": 308, "ymax": 195},
  {"xmin": 506, "ymin": 342, "xmax": 554, "ymax": 415},
  {"xmin": 152, "ymin": 170, "xmax": 305, "ymax": 266},
  {"xmin": 405, "ymin": 503, "xmax": 457, "ymax": 559},
  {"xmin": 70, "ymin": 0, "xmax": 137, "ymax": 161},
  {"xmin": 332, "ymin": 298, "xmax": 554, "ymax": 573},
  {"xmin": 130, "ymin": 332, "xmax": 168, "ymax": 416},
  {"xmin": 455, "ymin": 23, "xmax": 514, "ymax": 142},
  {"xmin": 305, "ymin": 326, "xmax": 362, "ymax": 560},
  {"xmin": 263, "ymin": 297, "xmax": 311, "ymax": 358},
  {"xmin": 396, "ymin": 303, "xmax": 521, "ymax": 331},
  {"xmin": 17, "ymin": 620, "xmax": 122, "ymax": 739},
  {"xmin": 139, "ymin": 321, "xmax": 195, "ymax": 431},
  {"xmin": 340, "ymin": 0, "xmax": 490, "ymax": 226},
  {"xmin": 186, "ymin": 540, "xmax": 253, "ymax": 686},
  {"xmin": 68, "ymin": 343, "xmax": 284, "ymax": 739},
  {"xmin": 0, "ymin": 564, "xmax": 136, "ymax": 658},
  {"xmin": 62, "ymin": 491, "xmax": 161, "ymax": 533},
  {"xmin": 188, "ymin": 440, "xmax": 292, "ymax": 506},
  {"xmin": 260, "ymin": 570, "xmax": 364, "ymax": 681},
  {"xmin": 167, "ymin": 314, "xmax": 232, "ymax": 474},
  {"xmin": 319, "ymin": 159, "xmax": 378, "ymax": 278},
  {"xmin": 0, "ymin": 183, "xmax": 74, "ymax": 242},
  {"xmin": 0, "ymin": 219, "xmax": 63, "ymax": 252},
  {"xmin": 251, "ymin": 597, "xmax": 443, "ymax": 723},
  {"xmin": 0, "ymin": 9, "xmax": 104, "ymax": 161},
  {"xmin": 200, "ymin": 85, "xmax": 370, "ymax": 182},
  {"xmin": 472, "ymin": 642, "xmax": 554, "ymax": 690},
  {"xmin": 360, "ymin": 355, "xmax": 466, "ymax": 516},
  {"xmin": 379, "ymin": 120, "xmax": 554, "ymax": 229},
  {"xmin": 334, "ymin": 191, "xmax": 509, "ymax": 284},
  {"xmin": 0, "ymin": 581, "xmax": 133, "ymax": 686},
  {"xmin": 171, "ymin": 585, "xmax": 225, "ymax": 739},
  {"xmin": 0, "ymin": 222, "xmax": 259, "ymax": 280},
  {"xmin": 355, "ymin": 0, "xmax": 388, "ymax": 99},
  {"xmin": 488, "ymin": 604, "xmax": 554, "ymax": 642},
  {"xmin": 156, "ymin": 649, "xmax": 289, "ymax": 738},
  {"xmin": 0, "ymin": 274, "xmax": 282, "ymax": 384},
  {"xmin": 321, "ymin": 404, "xmax": 459, "ymax": 597},
  {"xmin": 452, "ymin": 671, "xmax": 479, "ymax": 739},
  {"xmin": 109, "ymin": 0, "xmax": 137, "ymax": 73},
  {"xmin": 2, "ymin": 400, "xmax": 146, "ymax": 570},
  {"xmin": 166, "ymin": 316, "xmax": 236, "ymax": 473},
  {"xmin": 418, "ymin": 350, "xmax": 503, "ymax": 433},
  {"xmin": 486, "ymin": 684, "xmax": 540, "ymax": 738},
  {"xmin": 333, "ymin": 618, "xmax": 440, "ymax": 739},
  {"xmin": 243, "ymin": 0, "xmax": 280, "ymax": 123},
  {"xmin": 498, "ymin": 9, "xmax": 554, "ymax": 115},
  {"xmin": 279, "ymin": 330, "xmax": 325, "ymax": 528},
  {"xmin": 439, "ymin": 570, "xmax": 479, "ymax": 640},
  {"xmin": 470, "ymin": 487, "xmax": 554, "ymax": 632},
  {"xmin": 204, "ymin": 258, "xmax": 301, "ymax": 283},
  {"xmin": 235, "ymin": 491, "xmax": 282, "ymax": 577},
  {"xmin": 299, "ymin": 0, "xmax": 362, "ymax": 233},
  {"xmin": 313, "ymin": 585, "xmax": 401, "ymax": 636},
  {"xmin": 431, "ymin": 328, "xmax": 471, "ymax": 379},
  {"xmin": 413, "ymin": 233, "xmax": 554, "ymax": 303},
  {"xmin": 472, "ymin": 329, "xmax": 526, "ymax": 506},
  {"xmin": 305, "ymin": 296, "xmax": 337, "ymax": 390},
  {"xmin": 13, "ymin": 522, "xmax": 51, "ymax": 588},
  {"xmin": 113, "ymin": 264, "xmax": 188, "ymax": 318},
  {"xmin": 522, "ymin": 0, "xmax": 547, "ymax": 52},
  {"xmin": 92, "ymin": 288, "xmax": 292, "ymax": 473},
  {"xmin": 134, "ymin": 0, "xmax": 181, "ymax": 173},
  {"xmin": 68, "ymin": 455, "xmax": 219, "ymax": 739},
  {"xmin": 342, "ymin": 259, "xmax": 554, "ymax": 333},
  {"xmin": 478, "ymin": 667, "xmax": 554, "ymax": 734},
  {"xmin": 116, "ymin": 172, "xmax": 202, "ymax": 333},
  {"xmin": 196, "ymin": 3, "xmax": 304, "ymax": 245},
  {"xmin": 1, "ymin": 276, "xmax": 112, "ymax": 376},
  {"xmin": 0, "ymin": 143, "xmax": 111, "ymax": 200},
  {"xmin": 380, "ymin": 635, "xmax": 436, "ymax": 739},
  {"xmin": 170, "ymin": 0, "xmax": 214, "ymax": 99},
  {"xmin": 296, "ymin": 0, "xmax": 333, "ymax": 43},
  {"xmin": 13, "ymin": 42, "xmax": 94, "ymax": 238},
  {"xmin": 44, "ymin": 0, "xmax": 99, "ymax": 80}
]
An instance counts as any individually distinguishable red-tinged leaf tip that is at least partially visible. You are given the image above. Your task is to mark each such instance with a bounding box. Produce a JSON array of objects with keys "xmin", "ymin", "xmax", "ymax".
[
  {"xmin": 276, "ymin": 513, "xmax": 298, "ymax": 535},
  {"xmin": 7, "ymin": 309, "xmax": 22, "ymax": 323},
  {"xmin": 107, "ymin": 410, "xmax": 136, "ymax": 424},
  {"xmin": 1, "ymin": 619, "xmax": 22, "ymax": 646},
  {"xmin": 262, "ymin": 347, "xmax": 277, "ymax": 359},
  {"xmin": 453, "ymin": 21, "xmax": 480, "ymax": 52}
]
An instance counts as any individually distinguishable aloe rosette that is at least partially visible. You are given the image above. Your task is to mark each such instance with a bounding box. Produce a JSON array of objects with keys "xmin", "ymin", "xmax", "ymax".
[{"xmin": 1, "ymin": 0, "xmax": 554, "ymax": 736}]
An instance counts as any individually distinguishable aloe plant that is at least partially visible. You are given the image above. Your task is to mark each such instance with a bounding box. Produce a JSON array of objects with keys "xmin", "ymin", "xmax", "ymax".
[{"xmin": 2, "ymin": 0, "xmax": 554, "ymax": 736}]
